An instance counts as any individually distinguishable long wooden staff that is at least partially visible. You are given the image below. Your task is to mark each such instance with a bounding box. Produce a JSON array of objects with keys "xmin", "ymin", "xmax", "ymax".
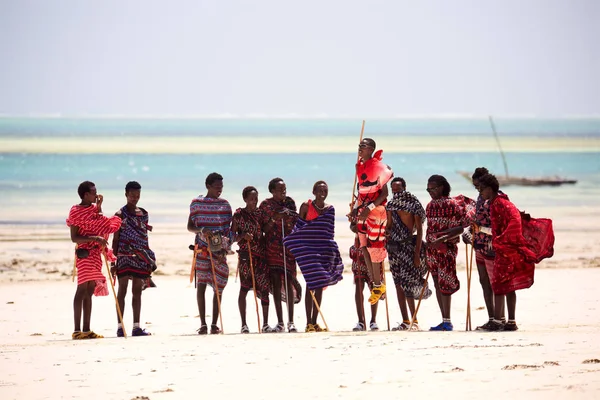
[
  {"xmin": 206, "ymin": 245, "xmax": 224, "ymax": 334},
  {"xmin": 103, "ymin": 249, "xmax": 127, "ymax": 338},
  {"xmin": 381, "ymin": 261, "xmax": 391, "ymax": 331},
  {"xmin": 349, "ymin": 120, "xmax": 366, "ymax": 212},
  {"xmin": 248, "ymin": 246, "xmax": 261, "ymax": 333},
  {"xmin": 310, "ymin": 290, "xmax": 329, "ymax": 332},
  {"xmin": 351, "ymin": 120, "xmax": 367, "ymax": 329},
  {"xmin": 409, "ymin": 269, "xmax": 430, "ymax": 331},
  {"xmin": 189, "ymin": 244, "xmax": 198, "ymax": 284},
  {"xmin": 466, "ymin": 242, "xmax": 475, "ymax": 331}
]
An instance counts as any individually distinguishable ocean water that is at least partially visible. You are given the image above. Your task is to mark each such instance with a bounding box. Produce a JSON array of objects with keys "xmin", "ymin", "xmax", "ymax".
[{"xmin": 1, "ymin": 117, "xmax": 599, "ymax": 225}]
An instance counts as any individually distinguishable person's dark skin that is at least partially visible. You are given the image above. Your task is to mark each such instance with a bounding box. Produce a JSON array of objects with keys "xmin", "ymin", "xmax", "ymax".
[
  {"xmin": 351, "ymin": 139, "xmax": 389, "ymax": 286},
  {"xmin": 110, "ymin": 188, "xmax": 145, "ymax": 327},
  {"xmin": 476, "ymin": 185, "xmax": 516, "ymax": 322},
  {"xmin": 70, "ymin": 186, "xmax": 107, "ymax": 332},
  {"xmin": 470, "ymin": 177, "xmax": 504, "ymax": 322},
  {"xmin": 299, "ymin": 183, "xmax": 330, "ymax": 327},
  {"xmin": 385, "ymin": 181, "xmax": 423, "ymax": 323},
  {"xmin": 187, "ymin": 179, "xmax": 224, "ymax": 329},
  {"xmin": 349, "ymin": 222, "xmax": 378, "ymax": 328},
  {"xmin": 230, "ymin": 189, "xmax": 270, "ymax": 329},
  {"xmin": 264, "ymin": 180, "xmax": 296, "ymax": 326},
  {"xmin": 425, "ymin": 180, "xmax": 453, "ymax": 320}
]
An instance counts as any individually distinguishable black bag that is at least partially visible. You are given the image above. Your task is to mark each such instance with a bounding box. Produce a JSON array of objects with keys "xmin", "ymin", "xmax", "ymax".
[{"xmin": 75, "ymin": 248, "xmax": 90, "ymax": 259}]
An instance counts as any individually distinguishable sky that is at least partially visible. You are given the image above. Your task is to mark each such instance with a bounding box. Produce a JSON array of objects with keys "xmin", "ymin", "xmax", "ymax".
[{"xmin": 1, "ymin": 0, "xmax": 599, "ymax": 117}]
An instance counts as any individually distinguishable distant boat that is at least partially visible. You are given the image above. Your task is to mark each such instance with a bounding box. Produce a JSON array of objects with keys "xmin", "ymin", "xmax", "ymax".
[{"xmin": 457, "ymin": 116, "xmax": 578, "ymax": 187}]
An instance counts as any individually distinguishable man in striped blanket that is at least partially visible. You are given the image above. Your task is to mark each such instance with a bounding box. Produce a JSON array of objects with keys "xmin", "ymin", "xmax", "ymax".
[
  {"xmin": 187, "ymin": 172, "xmax": 233, "ymax": 335},
  {"xmin": 67, "ymin": 181, "xmax": 122, "ymax": 340},
  {"xmin": 283, "ymin": 181, "xmax": 344, "ymax": 333}
]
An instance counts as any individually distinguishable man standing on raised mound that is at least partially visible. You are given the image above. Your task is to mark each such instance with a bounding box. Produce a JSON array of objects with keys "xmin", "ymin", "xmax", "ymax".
[{"xmin": 350, "ymin": 138, "xmax": 393, "ymax": 321}]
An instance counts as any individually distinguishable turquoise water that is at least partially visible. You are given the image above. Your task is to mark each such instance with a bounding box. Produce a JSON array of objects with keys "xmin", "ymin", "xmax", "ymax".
[
  {"xmin": 1, "ymin": 118, "xmax": 599, "ymax": 224},
  {"xmin": 1, "ymin": 117, "xmax": 600, "ymax": 137}
]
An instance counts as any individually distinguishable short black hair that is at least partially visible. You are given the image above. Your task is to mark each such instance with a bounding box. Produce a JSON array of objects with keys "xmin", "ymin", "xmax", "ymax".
[
  {"xmin": 77, "ymin": 181, "xmax": 95, "ymax": 199},
  {"xmin": 268, "ymin": 177, "xmax": 284, "ymax": 192},
  {"xmin": 363, "ymin": 138, "xmax": 376, "ymax": 149},
  {"xmin": 478, "ymin": 173, "xmax": 500, "ymax": 193},
  {"xmin": 472, "ymin": 167, "xmax": 489, "ymax": 180},
  {"xmin": 312, "ymin": 180, "xmax": 327, "ymax": 192},
  {"xmin": 205, "ymin": 172, "xmax": 223, "ymax": 187},
  {"xmin": 428, "ymin": 175, "xmax": 451, "ymax": 197},
  {"xmin": 391, "ymin": 177, "xmax": 406, "ymax": 189},
  {"xmin": 125, "ymin": 181, "xmax": 141, "ymax": 193},
  {"xmin": 242, "ymin": 186, "xmax": 258, "ymax": 200}
]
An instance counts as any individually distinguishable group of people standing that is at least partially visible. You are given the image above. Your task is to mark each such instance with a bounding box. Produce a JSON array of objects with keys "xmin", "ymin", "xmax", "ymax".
[{"xmin": 66, "ymin": 137, "xmax": 553, "ymax": 339}]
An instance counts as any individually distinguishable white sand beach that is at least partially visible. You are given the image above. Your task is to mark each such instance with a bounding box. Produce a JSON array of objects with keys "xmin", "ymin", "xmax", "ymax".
[{"xmin": 1, "ymin": 210, "xmax": 600, "ymax": 399}]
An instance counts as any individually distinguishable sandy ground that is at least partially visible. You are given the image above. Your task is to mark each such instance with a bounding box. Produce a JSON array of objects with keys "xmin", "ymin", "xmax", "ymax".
[
  {"xmin": 1, "ymin": 269, "xmax": 599, "ymax": 400},
  {"xmin": 1, "ymin": 208, "xmax": 600, "ymax": 399}
]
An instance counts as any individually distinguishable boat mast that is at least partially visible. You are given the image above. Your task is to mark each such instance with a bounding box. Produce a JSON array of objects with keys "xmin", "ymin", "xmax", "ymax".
[{"xmin": 489, "ymin": 115, "xmax": 509, "ymax": 178}]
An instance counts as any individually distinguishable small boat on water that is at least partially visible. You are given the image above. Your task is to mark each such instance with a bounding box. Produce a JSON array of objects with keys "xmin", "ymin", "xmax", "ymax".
[
  {"xmin": 457, "ymin": 170, "xmax": 577, "ymax": 187},
  {"xmin": 456, "ymin": 116, "xmax": 578, "ymax": 187}
]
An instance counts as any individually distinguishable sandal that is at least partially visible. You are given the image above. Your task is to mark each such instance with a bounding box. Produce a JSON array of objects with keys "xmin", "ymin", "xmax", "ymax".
[
  {"xmin": 368, "ymin": 284, "xmax": 386, "ymax": 305},
  {"xmin": 273, "ymin": 323, "xmax": 285, "ymax": 333},
  {"xmin": 80, "ymin": 331, "xmax": 104, "ymax": 339},
  {"xmin": 352, "ymin": 322, "xmax": 366, "ymax": 331},
  {"xmin": 392, "ymin": 322, "xmax": 410, "ymax": 331},
  {"xmin": 261, "ymin": 324, "xmax": 275, "ymax": 333},
  {"xmin": 305, "ymin": 323, "xmax": 316, "ymax": 333},
  {"xmin": 72, "ymin": 331, "xmax": 85, "ymax": 340},
  {"xmin": 313, "ymin": 323, "xmax": 328, "ymax": 332},
  {"xmin": 197, "ymin": 325, "xmax": 208, "ymax": 335},
  {"xmin": 241, "ymin": 325, "xmax": 250, "ymax": 334},
  {"xmin": 287, "ymin": 322, "xmax": 298, "ymax": 333},
  {"xmin": 210, "ymin": 324, "xmax": 221, "ymax": 334}
]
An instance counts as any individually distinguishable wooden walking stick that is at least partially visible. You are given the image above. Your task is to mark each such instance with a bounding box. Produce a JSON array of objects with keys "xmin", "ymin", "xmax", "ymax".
[
  {"xmin": 409, "ymin": 269, "xmax": 431, "ymax": 331},
  {"xmin": 206, "ymin": 244, "xmax": 224, "ymax": 334},
  {"xmin": 349, "ymin": 120, "xmax": 366, "ymax": 212},
  {"xmin": 381, "ymin": 260, "xmax": 391, "ymax": 331},
  {"xmin": 71, "ymin": 246, "xmax": 77, "ymax": 282},
  {"xmin": 189, "ymin": 244, "xmax": 198, "ymax": 284},
  {"xmin": 465, "ymin": 242, "xmax": 470, "ymax": 331},
  {"xmin": 103, "ymin": 249, "xmax": 127, "ymax": 338},
  {"xmin": 248, "ymin": 246, "xmax": 262, "ymax": 333},
  {"xmin": 466, "ymin": 242, "xmax": 475, "ymax": 331},
  {"xmin": 310, "ymin": 290, "xmax": 329, "ymax": 332}
]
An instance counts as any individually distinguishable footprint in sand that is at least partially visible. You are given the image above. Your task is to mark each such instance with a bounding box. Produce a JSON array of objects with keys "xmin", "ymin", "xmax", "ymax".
[
  {"xmin": 582, "ymin": 359, "xmax": 600, "ymax": 364},
  {"xmin": 502, "ymin": 364, "xmax": 541, "ymax": 370}
]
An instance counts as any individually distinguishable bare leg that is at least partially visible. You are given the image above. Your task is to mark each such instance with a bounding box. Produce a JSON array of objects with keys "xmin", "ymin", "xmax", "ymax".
[
  {"xmin": 406, "ymin": 297, "xmax": 416, "ymax": 318},
  {"xmin": 305, "ymin": 289, "xmax": 313, "ymax": 324},
  {"xmin": 286, "ymin": 278, "xmax": 294, "ymax": 323},
  {"xmin": 196, "ymin": 283, "xmax": 207, "ymax": 326},
  {"xmin": 312, "ymin": 288, "xmax": 323, "ymax": 325},
  {"xmin": 238, "ymin": 289, "xmax": 248, "ymax": 326},
  {"xmin": 506, "ymin": 291, "xmax": 516, "ymax": 321},
  {"xmin": 73, "ymin": 282, "xmax": 90, "ymax": 332},
  {"xmin": 355, "ymin": 279, "xmax": 366, "ymax": 325},
  {"xmin": 261, "ymin": 301, "xmax": 269, "ymax": 326},
  {"xmin": 441, "ymin": 294, "xmax": 452, "ymax": 320},
  {"xmin": 131, "ymin": 278, "xmax": 143, "ymax": 324},
  {"xmin": 360, "ymin": 247, "xmax": 380, "ymax": 285},
  {"xmin": 211, "ymin": 291, "xmax": 221, "ymax": 326},
  {"xmin": 270, "ymin": 270, "xmax": 283, "ymax": 324},
  {"xmin": 82, "ymin": 281, "xmax": 96, "ymax": 332},
  {"xmin": 116, "ymin": 276, "xmax": 129, "ymax": 323},
  {"xmin": 433, "ymin": 278, "xmax": 443, "ymax": 316},
  {"xmin": 476, "ymin": 259, "xmax": 495, "ymax": 319},
  {"xmin": 395, "ymin": 284, "xmax": 410, "ymax": 322}
]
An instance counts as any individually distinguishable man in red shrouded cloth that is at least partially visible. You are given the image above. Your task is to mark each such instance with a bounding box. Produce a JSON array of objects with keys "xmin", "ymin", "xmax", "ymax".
[
  {"xmin": 350, "ymin": 138, "xmax": 393, "ymax": 314},
  {"xmin": 476, "ymin": 173, "xmax": 554, "ymax": 331},
  {"xmin": 67, "ymin": 181, "xmax": 122, "ymax": 340}
]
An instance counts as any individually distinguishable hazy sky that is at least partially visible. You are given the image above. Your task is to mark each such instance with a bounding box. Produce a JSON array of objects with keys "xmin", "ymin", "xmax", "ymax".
[{"xmin": 1, "ymin": 0, "xmax": 599, "ymax": 116}]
